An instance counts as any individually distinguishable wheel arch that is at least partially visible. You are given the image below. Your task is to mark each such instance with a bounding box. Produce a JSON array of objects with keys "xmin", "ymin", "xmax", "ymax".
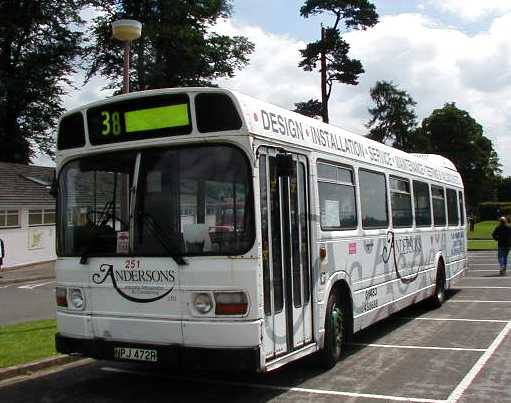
[{"xmin": 322, "ymin": 271, "xmax": 354, "ymax": 346}]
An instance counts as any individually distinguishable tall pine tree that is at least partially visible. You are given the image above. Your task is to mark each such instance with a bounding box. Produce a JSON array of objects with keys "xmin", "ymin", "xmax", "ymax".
[
  {"xmin": 85, "ymin": 0, "xmax": 254, "ymax": 92},
  {"xmin": 0, "ymin": 0, "xmax": 89, "ymax": 163},
  {"xmin": 298, "ymin": 0, "xmax": 378, "ymax": 123}
]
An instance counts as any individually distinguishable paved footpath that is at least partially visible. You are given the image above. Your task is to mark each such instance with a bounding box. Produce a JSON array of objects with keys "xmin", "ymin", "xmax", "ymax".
[{"xmin": 0, "ymin": 261, "xmax": 55, "ymax": 286}]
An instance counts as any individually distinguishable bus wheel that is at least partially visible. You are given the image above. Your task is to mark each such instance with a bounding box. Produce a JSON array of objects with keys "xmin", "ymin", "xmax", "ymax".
[
  {"xmin": 430, "ymin": 262, "xmax": 446, "ymax": 308},
  {"xmin": 318, "ymin": 291, "xmax": 343, "ymax": 369}
]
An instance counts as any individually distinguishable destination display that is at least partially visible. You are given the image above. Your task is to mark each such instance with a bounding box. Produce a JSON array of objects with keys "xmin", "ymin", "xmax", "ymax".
[{"xmin": 87, "ymin": 93, "xmax": 192, "ymax": 145}]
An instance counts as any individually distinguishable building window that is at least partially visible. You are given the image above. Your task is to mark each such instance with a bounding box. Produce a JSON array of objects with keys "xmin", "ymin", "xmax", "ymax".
[
  {"xmin": 29, "ymin": 209, "xmax": 56, "ymax": 226},
  {"xmin": 0, "ymin": 210, "xmax": 20, "ymax": 228}
]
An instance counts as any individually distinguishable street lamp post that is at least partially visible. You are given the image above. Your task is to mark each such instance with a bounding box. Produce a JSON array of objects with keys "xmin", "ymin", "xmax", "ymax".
[{"xmin": 112, "ymin": 19, "xmax": 142, "ymax": 94}]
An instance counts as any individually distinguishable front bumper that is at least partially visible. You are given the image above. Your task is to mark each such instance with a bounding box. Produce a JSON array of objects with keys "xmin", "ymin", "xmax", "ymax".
[{"xmin": 55, "ymin": 333, "xmax": 261, "ymax": 372}]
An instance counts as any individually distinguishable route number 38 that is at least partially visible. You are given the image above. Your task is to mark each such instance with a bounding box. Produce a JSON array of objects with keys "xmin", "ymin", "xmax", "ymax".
[{"xmin": 101, "ymin": 111, "xmax": 122, "ymax": 136}]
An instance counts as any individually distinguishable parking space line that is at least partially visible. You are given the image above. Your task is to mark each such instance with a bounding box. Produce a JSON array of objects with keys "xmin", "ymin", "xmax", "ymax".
[
  {"xmin": 17, "ymin": 280, "xmax": 55, "ymax": 290},
  {"xmin": 101, "ymin": 366, "xmax": 444, "ymax": 402},
  {"xmin": 448, "ymin": 300, "xmax": 511, "ymax": 303},
  {"xmin": 349, "ymin": 343, "xmax": 485, "ymax": 352},
  {"xmin": 402, "ymin": 317, "xmax": 509, "ymax": 323},
  {"xmin": 469, "ymin": 263, "xmax": 498, "ymax": 266},
  {"xmin": 446, "ymin": 321, "xmax": 511, "ymax": 402},
  {"xmin": 457, "ymin": 286, "xmax": 511, "ymax": 289},
  {"xmin": 466, "ymin": 269, "xmax": 500, "ymax": 272},
  {"xmin": 462, "ymin": 277, "xmax": 507, "ymax": 279}
]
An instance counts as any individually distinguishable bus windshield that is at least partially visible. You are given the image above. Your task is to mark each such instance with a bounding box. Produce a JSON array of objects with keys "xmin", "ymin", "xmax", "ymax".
[{"xmin": 58, "ymin": 145, "xmax": 254, "ymax": 258}]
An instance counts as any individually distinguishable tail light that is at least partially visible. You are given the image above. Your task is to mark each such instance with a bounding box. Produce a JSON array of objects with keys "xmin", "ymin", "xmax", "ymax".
[
  {"xmin": 214, "ymin": 292, "xmax": 248, "ymax": 315},
  {"xmin": 56, "ymin": 287, "xmax": 68, "ymax": 307}
]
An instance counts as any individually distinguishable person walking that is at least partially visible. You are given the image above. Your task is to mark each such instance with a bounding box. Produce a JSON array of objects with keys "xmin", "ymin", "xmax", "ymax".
[
  {"xmin": 0, "ymin": 238, "xmax": 4, "ymax": 278},
  {"xmin": 492, "ymin": 216, "xmax": 511, "ymax": 275}
]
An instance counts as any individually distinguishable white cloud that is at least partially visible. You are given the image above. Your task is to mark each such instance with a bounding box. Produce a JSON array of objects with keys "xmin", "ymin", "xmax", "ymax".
[
  {"xmin": 60, "ymin": 14, "xmax": 511, "ymax": 175},
  {"xmin": 216, "ymin": 15, "xmax": 511, "ymax": 175},
  {"xmin": 428, "ymin": 0, "xmax": 511, "ymax": 21}
]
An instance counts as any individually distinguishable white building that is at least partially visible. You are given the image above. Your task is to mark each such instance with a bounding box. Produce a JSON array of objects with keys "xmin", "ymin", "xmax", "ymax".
[{"xmin": 0, "ymin": 162, "xmax": 56, "ymax": 268}]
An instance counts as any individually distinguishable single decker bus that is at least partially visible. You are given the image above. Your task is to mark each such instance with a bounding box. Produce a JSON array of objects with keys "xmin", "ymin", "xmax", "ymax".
[{"xmin": 54, "ymin": 87, "xmax": 467, "ymax": 372}]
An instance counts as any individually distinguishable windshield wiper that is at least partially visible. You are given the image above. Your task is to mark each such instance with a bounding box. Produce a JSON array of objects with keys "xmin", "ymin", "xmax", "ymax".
[{"xmin": 138, "ymin": 212, "xmax": 188, "ymax": 266}]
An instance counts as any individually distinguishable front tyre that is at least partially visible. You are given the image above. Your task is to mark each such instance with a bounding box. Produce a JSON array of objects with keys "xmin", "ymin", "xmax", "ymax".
[{"xmin": 318, "ymin": 291, "xmax": 344, "ymax": 369}]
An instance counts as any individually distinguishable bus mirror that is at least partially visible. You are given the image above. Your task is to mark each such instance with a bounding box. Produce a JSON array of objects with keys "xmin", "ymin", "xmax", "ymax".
[{"xmin": 276, "ymin": 154, "xmax": 294, "ymax": 177}]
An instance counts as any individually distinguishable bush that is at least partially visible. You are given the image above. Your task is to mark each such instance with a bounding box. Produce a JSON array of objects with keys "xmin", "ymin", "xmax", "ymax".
[{"xmin": 478, "ymin": 202, "xmax": 511, "ymax": 221}]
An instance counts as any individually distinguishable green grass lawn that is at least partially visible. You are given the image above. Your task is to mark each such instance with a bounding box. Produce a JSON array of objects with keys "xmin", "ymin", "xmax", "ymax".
[
  {"xmin": 468, "ymin": 220, "xmax": 499, "ymax": 250},
  {"xmin": 468, "ymin": 220, "xmax": 498, "ymax": 240},
  {"xmin": 468, "ymin": 239, "xmax": 497, "ymax": 250},
  {"xmin": 0, "ymin": 320, "xmax": 59, "ymax": 368}
]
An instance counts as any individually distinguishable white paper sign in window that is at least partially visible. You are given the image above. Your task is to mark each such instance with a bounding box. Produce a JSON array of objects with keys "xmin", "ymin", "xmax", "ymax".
[{"xmin": 324, "ymin": 200, "xmax": 340, "ymax": 227}]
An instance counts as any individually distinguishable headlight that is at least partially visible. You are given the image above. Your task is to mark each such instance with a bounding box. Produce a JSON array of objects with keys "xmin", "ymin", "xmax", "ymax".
[
  {"xmin": 193, "ymin": 293, "xmax": 213, "ymax": 314},
  {"xmin": 69, "ymin": 288, "xmax": 85, "ymax": 310}
]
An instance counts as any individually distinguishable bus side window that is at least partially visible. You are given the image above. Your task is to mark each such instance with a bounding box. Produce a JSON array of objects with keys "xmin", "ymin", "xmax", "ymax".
[
  {"xmin": 413, "ymin": 180, "xmax": 432, "ymax": 227},
  {"xmin": 446, "ymin": 188, "xmax": 459, "ymax": 226},
  {"xmin": 317, "ymin": 162, "xmax": 357, "ymax": 230},
  {"xmin": 458, "ymin": 191, "xmax": 465, "ymax": 226},
  {"xmin": 359, "ymin": 169, "xmax": 388, "ymax": 229},
  {"xmin": 389, "ymin": 176, "xmax": 412, "ymax": 228}
]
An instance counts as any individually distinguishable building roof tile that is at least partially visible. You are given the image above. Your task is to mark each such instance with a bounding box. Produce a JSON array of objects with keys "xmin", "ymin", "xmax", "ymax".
[{"xmin": 0, "ymin": 162, "xmax": 55, "ymax": 207}]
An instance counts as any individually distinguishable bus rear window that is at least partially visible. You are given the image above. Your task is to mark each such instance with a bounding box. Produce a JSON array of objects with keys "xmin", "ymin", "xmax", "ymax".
[
  {"xmin": 58, "ymin": 113, "xmax": 85, "ymax": 150},
  {"xmin": 195, "ymin": 93, "xmax": 242, "ymax": 133}
]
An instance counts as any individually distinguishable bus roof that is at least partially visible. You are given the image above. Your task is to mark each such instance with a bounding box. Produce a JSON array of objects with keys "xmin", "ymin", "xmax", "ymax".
[
  {"xmin": 230, "ymin": 89, "xmax": 463, "ymax": 187},
  {"xmin": 60, "ymin": 87, "xmax": 462, "ymax": 187}
]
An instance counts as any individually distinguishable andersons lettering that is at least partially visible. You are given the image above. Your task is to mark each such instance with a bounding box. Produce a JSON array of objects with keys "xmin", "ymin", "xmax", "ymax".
[
  {"xmin": 256, "ymin": 108, "xmax": 462, "ymax": 186},
  {"xmin": 92, "ymin": 262, "xmax": 175, "ymax": 303}
]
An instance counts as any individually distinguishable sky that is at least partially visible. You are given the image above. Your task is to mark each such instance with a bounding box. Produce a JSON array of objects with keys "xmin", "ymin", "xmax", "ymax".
[{"xmin": 43, "ymin": 0, "xmax": 511, "ymax": 176}]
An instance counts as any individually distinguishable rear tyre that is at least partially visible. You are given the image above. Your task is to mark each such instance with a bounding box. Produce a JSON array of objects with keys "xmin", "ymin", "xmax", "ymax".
[
  {"xmin": 318, "ymin": 291, "xmax": 344, "ymax": 369},
  {"xmin": 429, "ymin": 263, "xmax": 446, "ymax": 308}
]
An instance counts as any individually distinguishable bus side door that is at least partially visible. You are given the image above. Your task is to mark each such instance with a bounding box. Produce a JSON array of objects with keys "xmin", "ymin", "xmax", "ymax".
[{"xmin": 258, "ymin": 149, "xmax": 313, "ymax": 360}]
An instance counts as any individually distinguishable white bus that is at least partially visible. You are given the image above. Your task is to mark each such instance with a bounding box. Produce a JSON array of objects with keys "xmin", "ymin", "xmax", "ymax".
[{"xmin": 54, "ymin": 87, "xmax": 467, "ymax": 372}]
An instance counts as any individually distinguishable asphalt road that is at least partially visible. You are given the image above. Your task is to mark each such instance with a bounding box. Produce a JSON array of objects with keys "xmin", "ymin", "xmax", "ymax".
[
  {"xmin": 1, "ymin": 251, "xmax": 510, "ymax": 402},
  {"xmin": 0, "ymin": 280, "xmax": 55, "ymax": 325}
]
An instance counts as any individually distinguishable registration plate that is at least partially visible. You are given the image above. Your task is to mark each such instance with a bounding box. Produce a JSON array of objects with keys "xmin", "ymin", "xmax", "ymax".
[{"xmin": 113, "ymin": 347, "xmax": 158, "ymax": 362}]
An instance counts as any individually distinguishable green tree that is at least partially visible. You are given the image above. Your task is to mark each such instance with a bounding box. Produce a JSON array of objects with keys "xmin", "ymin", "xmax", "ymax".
[
  {"xmin": 86, "ymin": 0, "xmax": 254, "ymax": 92},
  {"xmin": 420, "ymin": 103, "xmax": 501, "ymax": 209},
  {"xmin": 497, "ymin": 176, "xmax": 511, "ymax": 201},
  {"xmin": 0, "ymin": 0, "xmax": 90, "ymax": 163},
  {"xmin": 298, "ymin": 0, "xmax": 378, "ymax": 123},
  {"xmin": 293, "ymin": 99, "xmax": 322, "ymax": 118},
  {"xmin": 366, "ymin": 81, "xmax": 419, "ymax": 151}
]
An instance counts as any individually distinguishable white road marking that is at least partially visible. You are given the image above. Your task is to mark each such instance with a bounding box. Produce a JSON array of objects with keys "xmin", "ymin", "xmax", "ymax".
[
  {"xmin": 448, "ymin": 300, "xmax": 511, "ymax": 303},
  {"xmin": 457, "ymin": 286, "xmax": 511, "ymax": 289},
  {"xmin": 349, "ymin": 343, "xmax": 485, "ymax": 352},
  {"xmin": 462, "ymin": 277, "xmax": 508, "ymax": 280},
  {"xmin": 18, "ymin": 280, "xmax": 55, "ymax": 290},
  {"xmin": 101, "ymin": 366, "xmax": 444, "ymax": 402},
  {"xmin": 447, "ymin": 321, "xmax": 511, "ymax": 402},
  {"xmin": 402, "ymin": 317, "xmax": 509, "ymax": 324},
  {"xmin": 469, "ymin": 264, "xmax": 498, "ymax": 266},
  {"xmin": 467, "ymin": 267, "xmax": 499, "ymax": 273}
]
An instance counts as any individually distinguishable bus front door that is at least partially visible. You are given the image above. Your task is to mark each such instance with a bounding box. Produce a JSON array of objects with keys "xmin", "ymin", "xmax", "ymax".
[{"xmin": 259, "ymin": 150, "xmax": 312, "ymax": 360}]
